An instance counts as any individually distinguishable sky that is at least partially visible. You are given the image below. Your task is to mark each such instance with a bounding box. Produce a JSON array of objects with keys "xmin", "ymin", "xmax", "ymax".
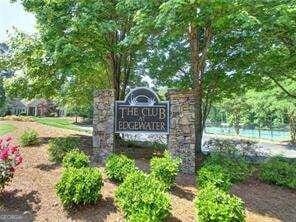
[{"xmin": 0, "ymin": 0, "xmax": 36, "ymax": 42}]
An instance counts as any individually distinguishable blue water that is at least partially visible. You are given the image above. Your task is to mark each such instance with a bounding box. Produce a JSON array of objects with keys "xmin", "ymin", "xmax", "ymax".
[{"xmin": 205, "ymin": 126, "xmax": 290, "ymax": 141}]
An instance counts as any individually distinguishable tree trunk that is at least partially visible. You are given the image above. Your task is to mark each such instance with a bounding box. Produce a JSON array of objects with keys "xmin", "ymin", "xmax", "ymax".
[
  {"xmin": 289, "ymin": 111, "xmax": 296, "ymax": 144},
  {"xmin": 188, "ymin": 24, "xmax": 204, "ymax": 170}
]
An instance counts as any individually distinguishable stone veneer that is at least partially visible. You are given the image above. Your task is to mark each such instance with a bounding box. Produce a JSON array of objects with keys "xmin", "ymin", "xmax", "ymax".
[
  {"xmin": 93, "ymin": 89, "xmax": 196, "ymax": 174},
  {"xmin": 167, "ymin": 89, "xmax": 196, "ymax": 174},
  {"xmin": 93, "ymin": 89, "xmax": 115, "ymax": 163}
]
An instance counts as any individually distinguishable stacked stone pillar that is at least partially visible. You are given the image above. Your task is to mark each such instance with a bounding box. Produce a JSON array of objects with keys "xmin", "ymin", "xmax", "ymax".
[
  {"xmin": 93, "ymin": 90, "xmax": 115, "ymax": 163},
  {"xmin": 167, "ymin": 90, "xmax": 196, "ymax": 174}
]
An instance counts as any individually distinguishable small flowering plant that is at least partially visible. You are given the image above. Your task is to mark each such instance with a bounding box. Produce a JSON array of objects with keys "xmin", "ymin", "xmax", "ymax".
[{"xmin": 0, "ymin": 136, "xmax": 23, "ymax": 190}]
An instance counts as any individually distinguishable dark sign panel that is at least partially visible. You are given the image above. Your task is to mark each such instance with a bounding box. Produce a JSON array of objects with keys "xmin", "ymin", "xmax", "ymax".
[{"xmin": 115, "ymin": 87, "xmax": 169, "ymax": 134}]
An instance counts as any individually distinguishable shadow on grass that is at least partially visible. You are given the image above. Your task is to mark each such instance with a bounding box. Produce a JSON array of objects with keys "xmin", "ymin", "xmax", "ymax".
[{"xmin": 0, "ymin": 189, "xmax": 41, "ymax": 221}]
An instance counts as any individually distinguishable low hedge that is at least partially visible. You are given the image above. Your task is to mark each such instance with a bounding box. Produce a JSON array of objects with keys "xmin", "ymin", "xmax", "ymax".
[
  {"xmin": 204, "ymin": 153, "xmax": 251, "ymax": 183},
  {"xmin": 195, "ymin": 185, "xmax": 245, "ymax": 222},
  {"xmin": 62, "ymin": 149, "xmax": 90, "ymax": 168},
  {"xmin": 259, "ymin": 156, "xmax": 296, "ymax": 189},
  {"xmin": 105, "ymin": 154, "xmax": 137, "ymax": 183},
  {"xmin": 48, "ymin": 137, "xmax": 80, "ymax": 163},
  {"xmin": 150, "ymin": 151, "xmax": 181, "ymax": 189},
  {"xmin": 56, "ymin": 167, "xmax": 103, "ymax": 206},
  {"xmin": 115, "ymin": 171, "xmax": 171, "ymax": 221},
  {"xmin": 198, "ymin": 164, "xmax": 232, "ymax": 191}
]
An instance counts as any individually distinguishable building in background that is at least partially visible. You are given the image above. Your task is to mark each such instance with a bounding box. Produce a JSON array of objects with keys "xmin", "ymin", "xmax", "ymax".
[{"xmin": 6, "ymin": 98, "xmax": 66, "ymax": 116}]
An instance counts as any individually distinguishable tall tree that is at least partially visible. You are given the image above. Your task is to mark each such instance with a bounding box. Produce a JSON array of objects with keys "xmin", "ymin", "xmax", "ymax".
[
  {"xmin": 12, "ymin": 0, "xmax": 147, "ymax": 100},
  {"xmin": 127, "ymin": 0, "xmax": 261, "ymax": 164}
]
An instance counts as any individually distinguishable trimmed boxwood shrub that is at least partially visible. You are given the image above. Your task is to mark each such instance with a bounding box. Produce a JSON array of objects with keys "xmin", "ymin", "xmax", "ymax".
[
  {"xmin": 105, "ymin": 154, "xmax": 137, "ymax": 183},
  {"xmin": 259, "ymin": 156, "xmax": 296, "ymax": 189},
  {"xmin": 62, "ymin": 150, "xmax": 90, "ymax": 168},
  {"xmin": 150, "ymin": 151, "xmax": 181, "ymax": 189},
  {"xmin": 115, "ymin": 171, "xmax": 171, "ymax": 221},
  {"xmin": 198, "ymin": 164, "xmax": 232, "ymax": 191},
  {"xmin": 56, "ymin": 167, "xmax": 103, "ymax": 206},
  {"xmin": 20, "ymin": 130, "xmax": 39, "ymax": 146},
  {"xmin": 195, "ymin": 184, "xmax": 245, "ymax": 222},
  {"xmin": 48, "ymin": 137, "xmax": 80, "ymax": 163}
]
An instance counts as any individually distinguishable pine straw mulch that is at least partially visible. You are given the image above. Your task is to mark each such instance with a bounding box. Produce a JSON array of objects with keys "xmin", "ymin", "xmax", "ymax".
[{"xmin": 0, "ymin": 120, "xmax": 295, "ymax": 222}]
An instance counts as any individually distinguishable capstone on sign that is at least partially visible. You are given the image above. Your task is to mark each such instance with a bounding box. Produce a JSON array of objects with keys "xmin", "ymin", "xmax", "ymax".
[{"xmin": 114, "ymin": 87, "xmax": 169, "ymax": 134}]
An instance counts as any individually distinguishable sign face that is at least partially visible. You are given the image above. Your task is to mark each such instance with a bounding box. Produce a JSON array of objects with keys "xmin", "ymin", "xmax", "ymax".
[{"xmin": 115, "ymin": 87, "xmax": 169, "ymax": 134}]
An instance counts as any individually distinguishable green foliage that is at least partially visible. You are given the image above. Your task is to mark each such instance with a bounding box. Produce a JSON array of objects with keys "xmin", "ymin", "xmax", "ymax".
[
  {"xmin": 20, "ymin": 130, "xmax": 39, "ymax": 146},
  {"xmin": 205, "ymin": 153, "xmax": 251, "ymax": 183},
  {"xmin": 195, "ymin": 184, "xmax": 245, "ymax": 222},
  {"xmin": 128, "ymin": 211, "xmax": 157, "ymax": 222},
  {"xmin": 48, "ymin": 137, "xmax": 80, "ymax": 163},
  {"xmin": 198, "ymin": 164, "xmax": 232, "ymax": 191},
  {"xmin": 56, "ymin": 167, "xmax": 103, "ymax": 207},
  {"xmin": 105, "ymin": 154, "xmax": 137, "ymax": 183},
  {"xmin": 260, "ymin": 156, "xmax": 296, "ymax": 189},
  {"xmin": 115, "ymin": 171, "xmax": 171, "ymax": 221},
  {"xmin": 150, "ymin": 151, "xmax": 181, "ymax": 189},
  {"xmin": 62, "ymin": 150, "xmax": 90, "ymax": 169},
  {"xmin": 0, "ymin": 77, "xmax": 6, "ymax": 110}
]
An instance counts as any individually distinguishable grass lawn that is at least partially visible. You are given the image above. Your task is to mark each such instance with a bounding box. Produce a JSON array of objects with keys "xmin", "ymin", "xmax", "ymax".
[
  {"xmin": 0, "ymin": 123, "xmax": 16, "ymax": 136},
  {"xmin": 33, "ymin": 117, "xmax": 88, "ymax": 132}
]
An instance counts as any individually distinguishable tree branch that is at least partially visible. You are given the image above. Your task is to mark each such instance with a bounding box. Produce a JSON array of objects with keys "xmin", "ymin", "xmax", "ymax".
[{"xmin": 268, "ymin": 75, "xmax": 296, "ymax": 99}]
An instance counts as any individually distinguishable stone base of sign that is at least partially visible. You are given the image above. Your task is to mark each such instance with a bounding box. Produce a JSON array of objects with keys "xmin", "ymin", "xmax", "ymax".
[
  {"xmin": 93, "ymin": 89, "xmax": 115, "ymax": 163},
  {"xmin": 167, "ymin": 89, "xmax": 196, "ymax": 174}
]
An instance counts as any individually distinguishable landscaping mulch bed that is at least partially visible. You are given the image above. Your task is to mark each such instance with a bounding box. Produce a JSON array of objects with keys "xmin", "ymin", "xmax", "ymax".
[
  {"xmin": 0, "ymin": 120, "xmax": 295, "ymax": 222},
  {"xmin": 0, "ymin": 121, "xmax": 195, "ymax": 221}
]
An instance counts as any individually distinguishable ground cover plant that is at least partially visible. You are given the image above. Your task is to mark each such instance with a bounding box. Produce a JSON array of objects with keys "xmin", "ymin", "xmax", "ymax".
[
  {"xmin": 20, "ymin": 130, "xmax": 39, "ymax": 146},
  {"xmin": 62, "ymin": 149, "xmax": 90, "ymax": 168},
  {"xmin": 259, "ymin": 156, "xmax": 296, "ymax": 189},
  {"xmin": 195, "ymin": 184, "xmax": 245, "ymax": 222},
  {"xmin": 56, "ymin": 167, "xmax": 103, "ymax": 207},
  {"xmin": 150, "ymin": 151, "xmax": 181, "ymax": 189},
  {"xmin": 48, "ymin": 137, "xmax": 80, "ymax": 163},
  {"xmin": 115, "ymin": 171, "xmax": 171, "ymax": 221},
  {"xmin": 0, "ymin": 136, "xmax": 22, "ymax": 190},
  {"xmin": 105, "ymin": 154, "xmax": 137, "ymax": 183}
]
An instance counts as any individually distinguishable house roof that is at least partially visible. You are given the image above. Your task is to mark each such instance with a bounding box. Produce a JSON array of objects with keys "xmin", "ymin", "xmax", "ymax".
[{"xmin": 7, "ymin": 98, "xmax": 27, "ymax": 108}]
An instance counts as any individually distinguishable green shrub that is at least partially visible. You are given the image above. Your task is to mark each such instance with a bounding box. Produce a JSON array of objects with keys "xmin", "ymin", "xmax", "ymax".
[
  {"xmin": 105, "ymin": 154, "xmax": 137, "ymax": 183},
  {"xmin": 48, "ymin": 137, "xmax": 80, "ymax": 163},
  {"xmin": 56, "ymin": 167, "xmax": 103, "ymax": 206},
  {"xmin": 128, "ymin": 211, "xmax": 157, "ymax": 222},
  {"xmin": 115, "ymin": 171, "xmax": 171, "ymax": 221},
  {"xmin": 62, "ymin": 150, "xmax": 90, "ymax": 168},
  {"xmin": 259, "ymin": 156, "xmax": 296, "ymax": 189},
  {"xmin": 195, "ymin": 185, "xmax": 245, "ymax": 222},
  {"xmin": 198, "ymin": 164, "xmax": 232, "ymax": 191},
  {"xmin": 150, "ymin": 151, "xmax": 181, "ymax": 189},
  {"xmin": 20, "ymin": 130, "xmax": 39, "ymax": 146},
  {"xmin": 205, "ymin": 153, "xmax": 251, "ymax": 183}
]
